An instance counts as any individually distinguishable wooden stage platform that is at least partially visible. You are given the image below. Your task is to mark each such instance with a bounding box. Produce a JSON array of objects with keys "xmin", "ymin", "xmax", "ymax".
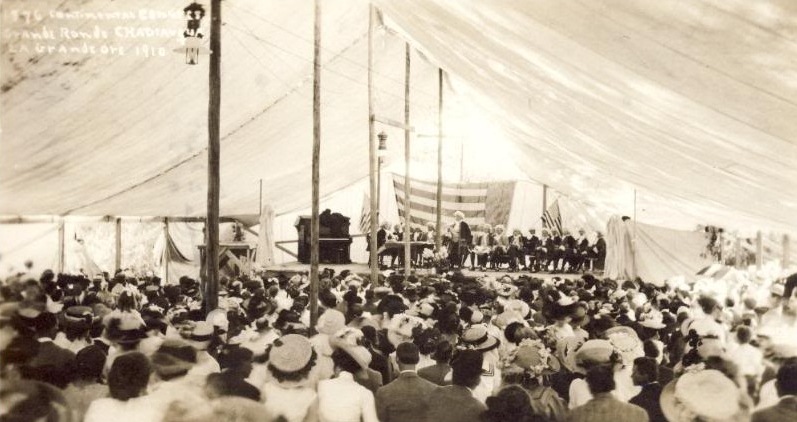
[{"xmin": 263, "ymin": 262, "xmax": 600, "ymax": 281}]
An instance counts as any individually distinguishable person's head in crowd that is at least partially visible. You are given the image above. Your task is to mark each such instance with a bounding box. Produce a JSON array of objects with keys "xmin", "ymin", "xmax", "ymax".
[
  {"xmin": 108, "ymin": 352, "xmax": 151, "ymax": 401},
  {"xmin": 631, "ymin": 357, "xmax": 658, "ymax": 386},
  {"xmin": 205, "ymin": 372, "xmax": 260, "ymax": 402},
  {"xmin": 451, "ymin": 349, "xmax": 484, "ymax": 390},
  {"xmin": 151, "ymin": 339, "xmax": 197, "ymax": 381},
  {"xmin": 433, "ymin": 340, "xmax": 454, "ymax": 364},
  {"xmin": 265, "ymin": 334, "xmax": 317, "ymax": 385},
  {"xmin": 735, "ymin": 325, "xmax": 753, "ymax": 345},
  {"xmin": 585, "ymin": 364, "xmax": 616, "ymax": 395},
  {"xmin": 481, "ymin": 384, "xmax": 535, "ymax": 422},
  {"xmin": 776, "ymin": 361, "xmax": 797, "ymax": 398},
  {"xmin": 642, "ymin": 338, "xmax": 663, "ymax": 364},
  {"xmin": 396, "ymin": 342, "xmax": 420, "ymax": 371},
  {"xmin": 697, "ymin": 296, "xmax": 721, "ymax": 319},
  {"xmin": 72, "ymin": 345, "xmax": 106, "ymax": 383},
  {"xmin": 0, "ymin": 380, "xmax": 73, "ymax": 422}
]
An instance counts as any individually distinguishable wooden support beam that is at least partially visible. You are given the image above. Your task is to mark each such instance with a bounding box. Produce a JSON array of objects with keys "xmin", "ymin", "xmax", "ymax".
[
  {"xmin": 115, "ymin": 218, "xmax": 122, "ymax": 271},
  {"xmin": 368, "ymin": 4, "xmax": 380, "ymax": 286},
  {"xmin": 57, "ymin": 221, "xmax": 65, "ymax": 273},
  {"xmin": 310, "ymin": 0, "xmax": 322, "ymax": 332},
  {"xmin": 372, "ymin": 114, "xmax": 415, "ymax": 132},
  {"xmin": 403, "ymin": 42, "xmax": 412, "ymax": 281},
  {"xmin": 205, "ymin": 0, "xmax": 222, "ymax": 314},
  {"xmin": 734, "ymin": 237, "xmax": 742, "ymax": 269},
  {"xmin": 435, "ymin": 68, "xmax": 443, "ymax": 252},
  {"xmin": 163, "ymin": 219, "xmax": 170, "ymax": 283},
  {"xmin": 275, "ymin": 240, "xmax": 300, "ymax": 259},
  {"xmin": 756, "ymin": 231, "xmax": 763, "ymax": 270}
]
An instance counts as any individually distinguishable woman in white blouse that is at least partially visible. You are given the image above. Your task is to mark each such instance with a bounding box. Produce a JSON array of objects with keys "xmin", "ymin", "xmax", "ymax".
[{"xmin": 312, "ymin": 343, "xmax": 379, "ymax": 422}]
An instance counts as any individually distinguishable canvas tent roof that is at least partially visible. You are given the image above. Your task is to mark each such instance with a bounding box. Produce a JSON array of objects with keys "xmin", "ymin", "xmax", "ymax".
[{"xmin": 1, "ymin": 0, "xmax": 796, "ymax": 235}]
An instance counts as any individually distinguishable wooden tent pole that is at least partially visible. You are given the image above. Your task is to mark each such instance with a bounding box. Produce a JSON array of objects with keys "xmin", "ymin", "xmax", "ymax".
[
  {"xmin": 734, "ymin": 237, "xmax": 742, "ymax": 269},
  {"xmin": 309, "ymin": 0, "xmax": 322, "ymax": 332},
  {"xmin": 435, "ymin": 68, "xmax": 443, "ymax": 252},
  {"xmin": 57, "ymin": 220, "xmax": 65, "ymax": 273},
  {"xmin": 205, "ymin": 0, "xmax": 222, "ymax": 314},
  {"xmin": 115, "ymin": 218, "xmax": 122, "ymax": 271},
  {"xmin": 163, "ymin": 218, "xmax": 170, "ymax": 283},
  {"xmin": 542, "ymin": 185, "xmax": 548, "ymax": 216},
  {"xmin": 368, "ymin": 5, "xmax": 380, "ymax": 285},
  {"xmin": 404, "ymin": 42, "xmax": 412, "ymax": 281}
]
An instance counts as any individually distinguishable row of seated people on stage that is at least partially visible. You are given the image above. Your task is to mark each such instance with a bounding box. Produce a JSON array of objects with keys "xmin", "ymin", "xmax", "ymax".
[
  {"xmin": 450, "ymin": 225, "xmax": 606, "ymax": 273},
  {"xmin": 371, "ymin": 218, "xmax": 606, "ymax": 273}
]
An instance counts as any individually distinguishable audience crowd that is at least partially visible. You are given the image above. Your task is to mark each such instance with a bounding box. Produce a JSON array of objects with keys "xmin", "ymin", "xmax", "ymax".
[{"xmin": 1, "ymin": 263, "xmax": 796, "ymax": 422}]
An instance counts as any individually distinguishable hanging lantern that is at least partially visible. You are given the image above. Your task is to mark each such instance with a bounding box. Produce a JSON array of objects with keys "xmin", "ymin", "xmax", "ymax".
[{"xmin": 173, "ymin": 2, "xmax": 209, "ymax": 65}]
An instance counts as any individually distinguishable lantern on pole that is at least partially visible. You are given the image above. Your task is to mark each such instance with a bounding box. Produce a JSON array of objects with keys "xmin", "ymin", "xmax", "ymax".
[{"xmin": 174, "ymin": 2, "xmax": 209, "ymax": 65}]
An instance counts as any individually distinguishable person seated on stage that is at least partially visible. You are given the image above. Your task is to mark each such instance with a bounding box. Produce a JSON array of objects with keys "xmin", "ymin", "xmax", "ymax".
[
  {"xmin": 507, "ymin": 229, "xmax": 525, "ymax": 271},
  {"xmin": 490, "ymin": 225, "xmax": 510, "ymax": 270},
  {"xmin": 549, "ymin": 231, "xmax": 564, "ymax": 273},
  {"xmin": 390, "ymin": 223, "xmax": 403, "ymax": 268},
  {"xmin": 411, "ymin": 224, "xmax": 425, "ymax": 266},
  {"xmin": 575, "ymin": 229, "xmax": 591, "ymax": 271},
  {"xmin": 447, "ymin": 211, "xmax": 473, "ymax": 269},
  {"xmin": 562, "ymin": 230, "xmax": 579, "ymax": 273},
  {"xmin": 537, "ymin": 230, "xmax": 552, "ymax": 272},
  {"xmin": 523, "ymin": 228, "xmax": 541, "ymax": 271},
  {"xmin": 473, "ymin": 224, "xmax": 493, "ymax": 271},
  {"xmin": 420, "ymin": 222, "xmax": 436, "ymax": 243}
]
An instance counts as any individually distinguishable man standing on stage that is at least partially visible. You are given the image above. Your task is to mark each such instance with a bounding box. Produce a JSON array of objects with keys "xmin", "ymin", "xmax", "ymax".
[{"xmin": 448, "ymin": 211, "xmax": 472, "ymax": 269}]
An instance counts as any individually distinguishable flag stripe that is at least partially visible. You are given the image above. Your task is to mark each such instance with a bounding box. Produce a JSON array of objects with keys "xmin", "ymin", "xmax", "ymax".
[
  {"xmin": 396, "ymin": 196, "xmax": 484, "ymax": 219},
  {"xmin": 359, "ymin": 192, "xmax": 371, "ymax": 234},
  {"xmin": 392, "ymin": 181, "xmax": 486, "ymax": 203},
  {"xmin": 393, "ymin": 177, "xmax": 488, "ymax": 197},
  {"xmin": 402, "ymin": 194, "xmax": 486, "ymax": 212}
]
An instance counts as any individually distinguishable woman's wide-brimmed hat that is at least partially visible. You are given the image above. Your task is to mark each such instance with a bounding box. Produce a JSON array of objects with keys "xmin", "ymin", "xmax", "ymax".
[
  {"xmin": 460, "ymin": 325, "xmax": 501, "ymax": 353},
  {"xmin": 329, "ymin": 327, "xmax": 372, "ymax": 370},
  {"xmin": 659, "ymin": 368, "xmax": 749, "ymax": 422},
  {"xmin": 503, "ymin": 338, "xmax": 560, "ymax": 377},
  {"xmin": 268, "ymin": 334, "xmax": 315, "ymax": 373},
  {"xmin": 573, "ymin": 339, "xmax": 615, "ymax": 374}
]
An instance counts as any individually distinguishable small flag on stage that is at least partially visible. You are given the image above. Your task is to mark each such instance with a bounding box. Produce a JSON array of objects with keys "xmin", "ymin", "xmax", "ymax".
[
  {"xmin": 542, "ymin": 199, "xmax": 562, "ymax": 236},
  {"xmin": 359, "ymin": 192, "xmax": 371, "ymax": 234}
]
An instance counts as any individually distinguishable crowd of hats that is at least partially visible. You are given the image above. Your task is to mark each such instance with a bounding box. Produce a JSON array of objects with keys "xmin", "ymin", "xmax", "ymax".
[{"xmin": 1, "ymin": 262, "xmax": 796, "ymax": 422}]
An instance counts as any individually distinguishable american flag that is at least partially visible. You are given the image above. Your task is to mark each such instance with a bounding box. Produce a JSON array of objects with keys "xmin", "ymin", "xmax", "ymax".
[
  {"xmin": 392, "ymin": 174, "xmax": 514, "ymax": 227},
  {"xmin": 359, "ymin": 192, "xmax": 372, "ymax": 234},
  {"xmin": 542, "ymin": 199, "xmax": 562, "ymax": 236}
]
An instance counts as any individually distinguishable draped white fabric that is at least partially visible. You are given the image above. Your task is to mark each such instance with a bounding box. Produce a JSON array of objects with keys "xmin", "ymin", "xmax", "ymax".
[{"xmin": 1, "ymin": 0, "xmax": 795, "ymax": 236}]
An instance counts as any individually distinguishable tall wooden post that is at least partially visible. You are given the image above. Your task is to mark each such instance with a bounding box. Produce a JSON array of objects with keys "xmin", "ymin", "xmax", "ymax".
[
  {"xmin": 435, "ymin": 68, "xmax": 443, "ymax": 252},
  {"xmin": 57, "ymin": 220, "xmax": 65, "ymax": 273},
  {"xmin": 205, "ymin": 0, "xmax": 222, "ymax": 313},
  {"xmin": 756, "ymin": 231, "xmax": 763, "ymax": 270},
  {"xmin": 542, "ymin": 184, "xmax": 548, "ymax": 215},
  {"xmin": 367, "ymin": 5, "xmax": 379, "ymax": 286},
  {"xmin": 115, "ymin": 218, "xmax": 122, "ymax": 271},
  {"xmin": 309, "ymin": 0, "xmax": 322, "ymax": 331},
  {"xmin": 163, "ymin": 218, "xmax": 170, "ymax": 283},
  {"xmin": 734, "ymin": 237, "xmax": 742, "ymax": 269},
  {"xmin": 783, "ymin": 235, "xmax": 791, "ymax": 270},
  {"xmin": 403, "ymin": 42, "xmax": 412, "ymax": 281}
]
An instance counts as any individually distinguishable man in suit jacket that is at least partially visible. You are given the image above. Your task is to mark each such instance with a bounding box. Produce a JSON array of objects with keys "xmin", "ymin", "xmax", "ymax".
[
  {"xmin": 629, "ymin": 357, "xmax": 666, "ymax": 422},
  {"xmin": 753, "ymin": 362, "xmax": 797, "ymax": 422},
  {"xmin": 376, "ymin": 343, "xmax": 438, "ymax": 422},
  {"xmin": 418, "ymin": 340, "xmax": 453, "ymax": 386},
  {"xmin": 448, "ymin": 211, "xmax": 472, "ymax": 268},
  {"xmin": 567, "ymin": 365, "xmax": 649, "ymax": 422},
  {"xmin": 425, "ymin": 350, "xmax": 486, "ymax": 422}
]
